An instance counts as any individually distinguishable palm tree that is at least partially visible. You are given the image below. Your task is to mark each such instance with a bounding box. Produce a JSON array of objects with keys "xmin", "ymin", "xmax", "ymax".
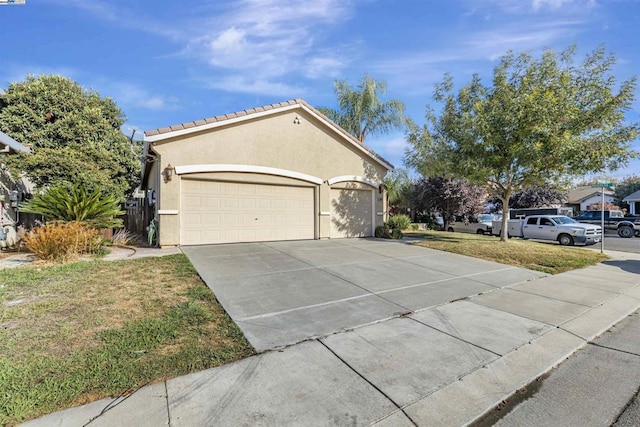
[{"xmin": 319, "ymin": 74, "xmax": 408, "ymax": 143}]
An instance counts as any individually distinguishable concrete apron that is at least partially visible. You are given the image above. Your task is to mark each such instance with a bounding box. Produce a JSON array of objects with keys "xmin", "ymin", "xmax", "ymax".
[
  {"xmin": 182, "ymin": 239, "xmax": 546, "ymax": 352},
  {"xmin": 21, "ymin": 243, "xmax": 640, "ymax": 427}
]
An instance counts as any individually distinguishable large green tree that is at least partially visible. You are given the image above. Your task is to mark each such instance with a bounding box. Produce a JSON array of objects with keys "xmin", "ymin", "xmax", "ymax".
[
  {"xmin": 406, "ymin": 46, "xmax": 638, "ymax": 241},
  {"xmin": 0, "ymin": 75, "xmax": 140, "ymax": 198},
  {"xmin": 319, "ymin": 74, "xmax": 408, "ymax": 143}
]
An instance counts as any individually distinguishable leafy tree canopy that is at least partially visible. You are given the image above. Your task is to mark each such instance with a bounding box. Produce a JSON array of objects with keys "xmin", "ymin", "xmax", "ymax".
[
  {"xmin": 488, "ymin": 185, "xmax": 567, "ymax": 212},
  {"xmin": 0, "ymin": 75, "xmax": 140, "ymax": 198},
  {"xmin": 412, "ymin": 176, "xmax": 486, "ymax": 230},
  {"xmin": 405, "ymin": 46, "xmax": 638, "ymax": 241},
  {"xmin": 319, "ymin": 74, "xmax": 409, "ymax": 143}
]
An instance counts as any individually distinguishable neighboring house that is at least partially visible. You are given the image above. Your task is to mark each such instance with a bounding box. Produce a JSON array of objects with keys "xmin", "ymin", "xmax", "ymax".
[
  {"xmin": 623, "ymin": 190, "xmax": 640, "ymax": 215},
  {"xmin": 564, "ymin": 186, "xmax": 616, "ymax": 214},
  {"xmin": 0, "ymin": 130, "xmax": 30, "ymax": 228},
  {"xmin": 141, "ymin": 99, "xmax": 393, "ymax": 247}
]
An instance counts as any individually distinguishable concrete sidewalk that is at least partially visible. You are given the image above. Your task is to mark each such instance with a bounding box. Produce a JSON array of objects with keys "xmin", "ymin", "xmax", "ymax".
[{"xmin": 20, "ymin": 249, "xmax": 640, "ymax": 426}]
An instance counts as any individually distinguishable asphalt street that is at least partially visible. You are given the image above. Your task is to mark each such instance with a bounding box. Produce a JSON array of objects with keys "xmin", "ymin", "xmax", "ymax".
[
  {"xmin": 480, "ymin": 310, "xmax": 640, "ymax": 426},
  {"xmin": 599, "ymin": 232, "xmax": 640, "ymax": 254}
]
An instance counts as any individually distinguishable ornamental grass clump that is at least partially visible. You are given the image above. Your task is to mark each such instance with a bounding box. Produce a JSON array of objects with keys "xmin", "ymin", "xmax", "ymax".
[{"xmin": 23, "ymin": 221, "xmax": 102, "ymax": 262}]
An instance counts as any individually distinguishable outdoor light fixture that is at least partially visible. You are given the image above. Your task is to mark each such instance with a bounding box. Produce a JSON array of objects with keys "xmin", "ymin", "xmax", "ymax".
[
  {"xmin": 165, "ymin": 163, "xmax": 175, "ymax": 181},
  {"xmin": 378, "ymin": 184, "xmax": 384, "ymax": 194}
]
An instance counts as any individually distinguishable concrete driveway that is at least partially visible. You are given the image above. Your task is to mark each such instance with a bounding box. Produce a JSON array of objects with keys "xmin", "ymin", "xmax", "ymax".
[{"xmin": 182, "ymin": 238, "xmax": 545, "ymax": 351}]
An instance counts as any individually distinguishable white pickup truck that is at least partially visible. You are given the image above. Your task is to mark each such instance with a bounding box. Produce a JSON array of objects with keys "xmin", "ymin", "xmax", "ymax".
[{"xmin": 509, "ymin": 215, "xmax": 602, "ymax": 246}]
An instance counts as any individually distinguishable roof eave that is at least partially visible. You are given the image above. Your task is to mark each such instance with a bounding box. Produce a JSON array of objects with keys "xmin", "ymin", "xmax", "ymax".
[
  {"xmin": 0, "ymin": 130, "xmax": 30, "ymax": 154},
  {"xmin": 144, "ymin": 100, "xmax": 394, "ymax": 171}
]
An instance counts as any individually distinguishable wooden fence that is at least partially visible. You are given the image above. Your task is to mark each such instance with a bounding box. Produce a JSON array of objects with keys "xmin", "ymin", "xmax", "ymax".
[{"xmin": 122, "ymin": 200, "xmax": 147, "ymax": 237}]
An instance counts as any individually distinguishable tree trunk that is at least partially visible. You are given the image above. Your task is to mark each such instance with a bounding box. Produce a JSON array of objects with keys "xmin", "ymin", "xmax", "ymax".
[{"xmin": 499, "ymin": 193, "xmax": 511, "ymax": 242}]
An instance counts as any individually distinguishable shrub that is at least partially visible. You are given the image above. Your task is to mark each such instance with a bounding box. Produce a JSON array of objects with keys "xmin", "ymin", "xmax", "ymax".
[
  {"xmin": 20, "ymin": 183, "xmax": 124, "ymax": 229},
  {"xmin": 387, "ymin": 214, "xmax": 411, "ymax": 231},
  {"xmin": 375, "ymin": 224, "xmax": 403, "ymax": 239},
  {"xmin": 375, "ymin": 225, "xmax": 391, "ymax": 238},
  {"xmin": 391, "ymin": 228, "xmax": 403, "ymax": 239},
  {"xmin": 410, "ymin": 223, "xmax": 419, "ymax": 231},
  {"xmin": 23, "ymin": 222, "xmax": 103, "ymax": 262}
]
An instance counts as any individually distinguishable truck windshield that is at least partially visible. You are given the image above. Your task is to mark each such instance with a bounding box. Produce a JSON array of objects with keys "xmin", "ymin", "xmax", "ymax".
[{"xmin": 552, "ymin": 216, "xmax": 577, "ymax": 224}]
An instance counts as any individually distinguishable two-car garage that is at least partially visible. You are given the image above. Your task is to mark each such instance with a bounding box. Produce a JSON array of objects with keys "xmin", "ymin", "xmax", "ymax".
[
  {"xmin": 142, "ymin": 99, "xmax": 392, "ymax": 247},
  {"xmin": 181, "ymin": 179, "xmax": 316, "ymax": 245}
]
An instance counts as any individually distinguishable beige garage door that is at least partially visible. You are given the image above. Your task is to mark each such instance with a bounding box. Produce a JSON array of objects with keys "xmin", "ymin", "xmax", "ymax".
[
  {"xmin": 330, "ymin": 188, "xmax": 373, "ymax": 238},
  {"xmin": 181, "ymin": 180, "xmax": 315, "ymax": 245}
]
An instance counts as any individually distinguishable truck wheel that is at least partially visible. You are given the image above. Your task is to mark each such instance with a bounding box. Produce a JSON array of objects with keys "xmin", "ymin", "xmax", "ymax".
[
  {"xmin": 476, "ymin": 229, "xmax": 485, "ymax": 235},
  {"xmin": 447, "ymin": 227, "xmax": 454, "ymax": 232},
  {"xmin": 558, "ymin": 234, "xmax": 574, "ymax": 246},
  {"xmin": 618, "ymin": 226, "xmax": 634, "ymax": 238}
]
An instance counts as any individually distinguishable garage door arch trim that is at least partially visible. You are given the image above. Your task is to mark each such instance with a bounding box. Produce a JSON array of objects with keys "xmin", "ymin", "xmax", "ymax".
[
  {"xmin": 327, "ymin": 175, "xmax": 378, "ymax": 188},
  {"xmin": 175, "ymin": 164, "xmax": 323, "ymax": 185}
]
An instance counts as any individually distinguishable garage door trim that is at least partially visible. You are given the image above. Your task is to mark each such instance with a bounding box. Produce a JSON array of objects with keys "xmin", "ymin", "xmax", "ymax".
[{"xmin": 175, "ymin": 164, "xmax": 323, "ymax": 185}]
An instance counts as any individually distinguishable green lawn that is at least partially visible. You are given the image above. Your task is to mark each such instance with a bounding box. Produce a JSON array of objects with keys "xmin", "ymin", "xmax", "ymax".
[
  {"xmin": 405, "ymin": 230, "xmax": 608, "ymax": 274},
  {"xmin": 0, "ymin": 255, "xmax": 254, "ymax": 426}
]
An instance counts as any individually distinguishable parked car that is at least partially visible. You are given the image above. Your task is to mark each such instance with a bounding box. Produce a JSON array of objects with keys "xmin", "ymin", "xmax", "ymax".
[
  {"xmin": 573, "ymin": 210, "xmax": 640, "ymax": 238},
  {"xmin": 515, "ymin": 215, "xmax": 602, "ymax": 246},
  {"xmin": 447, "ymin": 214, "xmax": 500, "ymax": 235}
]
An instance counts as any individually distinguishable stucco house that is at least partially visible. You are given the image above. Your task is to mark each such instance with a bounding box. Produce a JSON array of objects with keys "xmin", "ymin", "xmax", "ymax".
[
  {"xmin": 141, "ymin": 99, "xmax": 393, "ymax": 247},
  {"xmin": 564, "ymin": 186, "xmax": 616, "ymax": 214},
  {"xmin": 623, "ymin": 190, "xmax": 640, "ymax": 215}
]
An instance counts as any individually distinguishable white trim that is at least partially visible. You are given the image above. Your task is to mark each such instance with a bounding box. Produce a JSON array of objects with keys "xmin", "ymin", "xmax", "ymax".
[
  {"xmin": 327, "ymin": 175, "xmax": 378, "ymax": 188},
  {"xmin": 174, "ymin": 164, "xmax": 324, "ymax": 185},
  {"xmin": 145, "ymin": 105, "xmax": 300, "ymax": 142},
  {"xmin": 144, "ymin": 101, "xmax": 394, "ymax": 171},
  {"xmin": 377, "ymin": 212, "xmax": 385, "ymax": 216},
  {"xmin": 319, "ymin": 211, "xmax": 330, "ymax": 216},
  {"xmin": 158, "ymin": 209, "xmax": 179, "ymax": 215}
]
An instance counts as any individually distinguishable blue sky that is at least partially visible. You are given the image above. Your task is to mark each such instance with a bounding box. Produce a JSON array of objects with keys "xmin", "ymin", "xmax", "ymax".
[{"xmin": 1, "ymin": 0, "xmax": 639, "ymax": 178}]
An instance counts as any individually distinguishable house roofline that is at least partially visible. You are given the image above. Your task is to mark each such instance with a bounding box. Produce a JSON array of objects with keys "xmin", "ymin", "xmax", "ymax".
[
  {"xmin": 142, "ymin": 99, "xmax": 394, "ymax": 172},
  {"xmin": 0, "ymin": 130, "xmax": 30, "ymax": 153}
]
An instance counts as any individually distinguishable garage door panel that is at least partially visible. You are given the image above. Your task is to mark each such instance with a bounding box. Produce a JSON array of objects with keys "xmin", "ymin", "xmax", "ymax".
[
  {"xmin": 182, "ymin": 180, "xmax": 315, "ymax": 245},
  {"xmin": 330, "ymin": 188, "xmax": 373, "ymax": 238}
]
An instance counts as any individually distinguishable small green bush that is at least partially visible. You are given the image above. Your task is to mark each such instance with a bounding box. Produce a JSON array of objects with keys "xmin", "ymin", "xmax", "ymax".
[
  {"xmin": 387, "ymin": 214, "xmax": 411, "ymax": 231},
  {"xmin": 391, "ymin": 228, "xmax": 403, "ymax": 239},
  {"xmin": 375, "ymin": 225, "xmax": 391, "ymax": 238},
  {"xmin": 410, "ymin": 223, "xmax": 419, "ymax": 231}
]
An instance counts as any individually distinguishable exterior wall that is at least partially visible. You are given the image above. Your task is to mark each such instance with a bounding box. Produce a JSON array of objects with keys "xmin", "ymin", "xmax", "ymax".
[{"xmin": 149, "ymin": 109, "xmax": 389, "ymax": 246}]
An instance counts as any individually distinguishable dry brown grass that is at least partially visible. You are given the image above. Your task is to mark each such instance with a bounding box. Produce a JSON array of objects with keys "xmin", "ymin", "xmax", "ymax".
[
  {"xmin": 0, "ymin": 255, "xmax": 254, "ymax": 425},
  {"xmin": 406, "ymin": 230, "xmax": 608, "ymax": 274}
]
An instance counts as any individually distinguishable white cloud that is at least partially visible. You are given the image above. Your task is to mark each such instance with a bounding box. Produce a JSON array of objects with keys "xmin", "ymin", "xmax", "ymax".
[
  {"xmin": 53, "ymin": 0, "xmax": 355, "ymax": 96},
  {"xmin": 95, "ymin": 81, "xmax": 179, "ymax": 111},
  {"xmin": 199, "ymin": 75, "xmax": 305, "ymax": 97},
  {"xmin": 183, "ymin": 0, "xmax": 353, "ymax": 91}
]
